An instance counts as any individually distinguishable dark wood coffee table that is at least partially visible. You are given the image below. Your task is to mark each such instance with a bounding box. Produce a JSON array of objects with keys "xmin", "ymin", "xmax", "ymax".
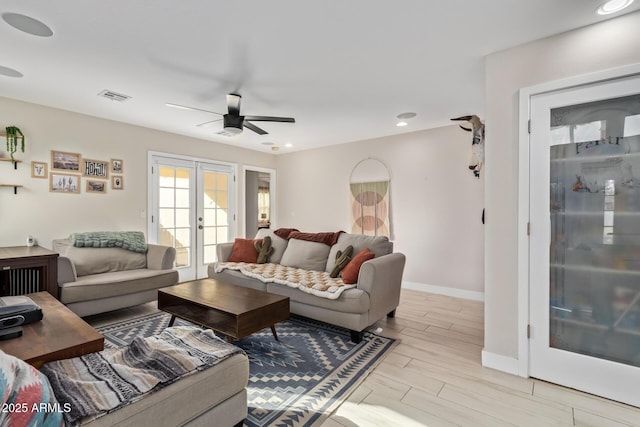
[
  {"xmin": 0, "ymin": 292, "xmax": 104, "ymax": 367},
  {"xmin": 157, "ymin": 279, "xmax": 290, "ymax": 343}
]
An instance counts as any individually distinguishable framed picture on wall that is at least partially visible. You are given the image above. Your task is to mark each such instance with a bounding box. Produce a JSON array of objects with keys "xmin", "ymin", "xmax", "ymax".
[
  {"xmin": 31, "ymin": 161, "xmax": 48, "ymax": 178},
  {"xmin": 82, "ymin": 158, "xmax": 109, "ymax": 179},
  {"xmin": 112, "ymin": 175, "xmax": 124, "ymax": 190},
  {"xmin": 86, "ymin": 180, "xmax": 106, "ymax": 193},
  {"xmin": 111, "ymin": 158, "xmax": 123, "ymax": 174},
  {"xmin": 51, "ymin": 150, "xmax": 81, "ymax": 172},
  {"xmin": 49, "ymin": 172, "xmax": 80, "ymax": 194}
]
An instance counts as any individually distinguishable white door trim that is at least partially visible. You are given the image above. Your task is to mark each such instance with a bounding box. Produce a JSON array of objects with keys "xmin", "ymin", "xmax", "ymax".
[{"xmin": 517, "ymin": 62, "xmax": 640, "ymax": 379}]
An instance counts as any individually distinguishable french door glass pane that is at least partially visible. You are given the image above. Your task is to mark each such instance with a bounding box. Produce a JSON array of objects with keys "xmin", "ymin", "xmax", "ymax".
[
  {"xmin": 202, "ymin": 171, "xmax": 230, "ymax": 265},
  {"xmin": 549, "ymin": 94, "xmax": 640, "ymax": 367},
  {"xmin": 159, "ymin": 166, "xmax": 192, "ymax": 269}
]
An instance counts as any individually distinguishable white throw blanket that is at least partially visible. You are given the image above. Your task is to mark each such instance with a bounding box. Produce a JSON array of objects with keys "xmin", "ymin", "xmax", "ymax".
[{"xmin": 215, "ymin": 262, "xmax": 356, "ymax": 299}]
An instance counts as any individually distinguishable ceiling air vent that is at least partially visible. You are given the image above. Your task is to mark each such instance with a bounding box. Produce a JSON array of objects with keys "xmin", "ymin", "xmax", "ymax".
[{"xmin": 98, "ymin": 90, "xmax": 131, "ymax": 102}]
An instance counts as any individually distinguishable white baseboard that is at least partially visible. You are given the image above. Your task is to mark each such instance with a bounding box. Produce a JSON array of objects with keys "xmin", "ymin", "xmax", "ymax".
[
  {"xmin": 481, "ymin": 350, "xmax": 521, "ymax": 376},
  {"xmin": 402, "ymin": 281, "xmax": 484, "ymax": 302}
]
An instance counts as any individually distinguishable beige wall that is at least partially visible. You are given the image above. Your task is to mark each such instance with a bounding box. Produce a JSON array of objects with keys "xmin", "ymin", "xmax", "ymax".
[
  {"xmin": 0, "ymin": 96, "xmax": 276, "ymax": 249},
  {"xmin": 484, "ymin": 11, "xmax": 640, "ymax": 359},
  {"xmin": 276, "ymin": 125, "xmax": 485, "ymax": 294}
]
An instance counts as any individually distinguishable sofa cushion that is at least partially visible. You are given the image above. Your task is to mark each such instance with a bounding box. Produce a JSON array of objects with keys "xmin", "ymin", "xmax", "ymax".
[
  {"xmin": 53, "ymin": 239, "xmax": 147, "ymax": 277},
  {"xmin": 280, "ymin": 238, "xmax": 331, "ymax": 272},
  {"xmin": 208, "ymin": 267, "xmax": 268, "ymax": 292},
  {"xmin": 228, "ymin": 238, "xmax": 259, "ymax": 263},
  {"xmin": 266, "ymin": 283, "xmax": 369, "ymax": 314},
  {"xmin": 255, "ymin": 229, "xmax": 288, "ymax": 264},
  {"xmin": 325, "ymin": 233, "xmax": 392, "ymax": 273},
  {"xmin": 341, "ymin": 248, "xmax": 375, "ymax": 284},
  {"xmin": 59, "ymin": 269, "xmax": 179, "ymax": 304}
]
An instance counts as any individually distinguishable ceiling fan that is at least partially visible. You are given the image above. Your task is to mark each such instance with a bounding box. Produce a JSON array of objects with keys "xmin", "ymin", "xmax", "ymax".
[{"xmin": 167, "ymin": 93, "xmax": 295, "ymax": 136}]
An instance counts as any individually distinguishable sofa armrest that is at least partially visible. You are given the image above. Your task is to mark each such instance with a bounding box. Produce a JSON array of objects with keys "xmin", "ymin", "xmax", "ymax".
[
  {"xmin": 216, "ymin": 242, "xmax": 234, "ymax": 263},
  {"xmin": 58, "ymin": 256, "xmax": 77, "ymax": 285},
  {"xmin": 146, "ymin": 244, "xmax": 176, "ymax": 270},
  {"xmin": 357, "ymin": 252, "xmax": 406, "ymax": 323}
]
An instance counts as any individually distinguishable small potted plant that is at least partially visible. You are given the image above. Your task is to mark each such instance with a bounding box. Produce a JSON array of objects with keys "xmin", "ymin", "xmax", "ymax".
[{"xmin": 5, "ymin": 126, "xmax": 25, "ymax": 162}]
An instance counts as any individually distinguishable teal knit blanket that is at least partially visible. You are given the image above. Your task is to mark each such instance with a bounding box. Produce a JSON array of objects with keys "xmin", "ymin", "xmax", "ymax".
[{"xmin": 70, "ymin": 231, "xmax": 148, "ymax": 253}]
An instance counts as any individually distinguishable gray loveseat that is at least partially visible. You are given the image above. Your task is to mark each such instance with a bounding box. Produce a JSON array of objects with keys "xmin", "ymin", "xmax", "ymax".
[
  {"xmin": 208, "ymin": 230, "xmax": 406, "ymax": 342},
  {"xmin": 53, "ymin": 238, "xmax": 179, "ymax": 317}
]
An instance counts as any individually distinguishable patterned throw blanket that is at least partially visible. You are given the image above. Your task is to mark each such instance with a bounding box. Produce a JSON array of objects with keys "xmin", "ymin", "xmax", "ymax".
[
  {"xmin": 40, "ymin": 326, "xmax": 242, "ymax": 426},
  {"xmin": 70, "ymin": 231, "xmax": 147, "ymax": 253},
  {"xmin": 216, "ymin": 262, "xmax": 356, "ymax": 299}
]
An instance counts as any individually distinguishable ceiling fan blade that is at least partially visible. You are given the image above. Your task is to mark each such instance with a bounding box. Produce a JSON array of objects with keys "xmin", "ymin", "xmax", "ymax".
[
  {"xmin": 196, "ymin": 118, "xmax": 223, "ymax": 128},
  {"xmin": 243, "ymin": 121, "xmax": 268, "ymax": 135},
  {"xmin": 244, "ymin": 115, "xmax": 295, "ymax": 123},
  {"xmin": 227, "ymin": 93, "xmax": 242, "ymax": 116},
  {"xmin": 166, "ymin": 103, "xmax": 222, "ymax": 115}
]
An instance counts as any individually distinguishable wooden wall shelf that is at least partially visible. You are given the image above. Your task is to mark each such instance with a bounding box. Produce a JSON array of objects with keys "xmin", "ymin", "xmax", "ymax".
[
  {"xmin": 0, "ymin": 158, "xmax": 22, "ymax": 169},
  {"xmin": 0, "ymin": 184, "xmax": 23, "ymax": 194}
]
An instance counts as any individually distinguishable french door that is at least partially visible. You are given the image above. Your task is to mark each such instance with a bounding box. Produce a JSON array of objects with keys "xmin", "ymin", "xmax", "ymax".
[
  {"xmin": 149, "ymin": 154, "xmax": 236, "ymax": 281},
  {"xmin": 529, "ymin": 74, "xmax": 640, "ymax": 406}
]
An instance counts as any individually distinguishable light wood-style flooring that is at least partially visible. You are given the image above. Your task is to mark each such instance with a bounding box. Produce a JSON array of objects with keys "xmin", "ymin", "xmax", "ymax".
[
  {"xmin": 322, "ymin": 289, "xmax": 640, "ymax": 427},
  {"xmin": 86, "ymin": 289, "xmax": 640, "ymax": 427}
]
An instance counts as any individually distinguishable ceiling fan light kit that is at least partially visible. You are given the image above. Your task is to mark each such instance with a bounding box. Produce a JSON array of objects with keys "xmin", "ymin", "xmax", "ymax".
[{"xmin": 223, "ymin": 114, "xmax": 244, "ymax": 134}]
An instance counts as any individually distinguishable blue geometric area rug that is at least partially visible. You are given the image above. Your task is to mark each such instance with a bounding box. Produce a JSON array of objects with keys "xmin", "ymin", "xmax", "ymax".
[{"xmin": 96, "ymin": 311, "xmax": 396, "ymax": 426}]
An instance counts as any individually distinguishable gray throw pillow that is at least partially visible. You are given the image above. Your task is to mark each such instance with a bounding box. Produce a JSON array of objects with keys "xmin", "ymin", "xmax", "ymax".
[{"xmin": 280, "ymin": 239, "xmax": 331, "ymax": 271}]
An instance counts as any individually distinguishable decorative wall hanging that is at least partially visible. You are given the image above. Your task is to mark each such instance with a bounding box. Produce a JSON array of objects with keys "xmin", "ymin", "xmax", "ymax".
[
  {"xmin": 49, "ymin": 172, "xmax": 80, "ymax": 194},
  {"xmin": 112, "ymin": 176, "xmax": 124, "ymax": 190},
  {"xmin": 111, "ymin": 158, "xmax": 123, "ymax": 174},
  {"xmin": 51, "ymin": 150, "xmax": 81, "ymax": 172},
  {"xmin": 451, "ymin": 115, "xmax": 485, "ymax": 178},
  {"xmin": 86, "ymin": 180, "xmax": 107, "ymax": 194},
  {"xmin": 82, "ymin": 158, "xmax": 109, "ymax": 179},
  {"xmin": 31, "ymin": 161, "xmax": 48, "ymax": 178},
  {"xmin": 349, "ymin": 158, "xmax": 391, "ymax": 237}
]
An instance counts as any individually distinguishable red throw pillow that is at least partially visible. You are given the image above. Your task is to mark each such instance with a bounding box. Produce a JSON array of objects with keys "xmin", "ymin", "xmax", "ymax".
[
  {"xmin": 340, "ymin": 248, "xmax": 375, "ymax": 284},
  {"xmin": 228, "ymin": 238, "xmax": 259, "ymax": 263}
]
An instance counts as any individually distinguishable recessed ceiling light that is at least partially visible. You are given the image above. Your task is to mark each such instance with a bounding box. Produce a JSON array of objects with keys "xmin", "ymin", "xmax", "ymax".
[
  {"xmin": 2, "ymin": 13, "xmax": 53, "ymax": 37},
  {"xmin": 597, "ymin": 0, "xmax": 634, "ymax": 14},
  {"xmin": 285, "ymin": 143, "xmax": 293, "ymax": 148},
  {"xmin": 396, "ymin": 112, "xmax": 416, "ymax": 119},
  {"xmin": 0, "ymin": 65, "xmax": 23, "ymax": 78},
  {"xmin": 396, "ymin": 121, "xmax": 408, "ymax": 127}
]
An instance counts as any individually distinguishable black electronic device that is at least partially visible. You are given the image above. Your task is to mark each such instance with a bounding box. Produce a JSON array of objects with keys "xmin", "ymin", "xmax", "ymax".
[
  {"xmin": 0, "ymin": 296, "xmax": 43, "ymax": 329},
  {"xmin": 0, "ymin": 326, "xmax": 23, "ymax": 340}
]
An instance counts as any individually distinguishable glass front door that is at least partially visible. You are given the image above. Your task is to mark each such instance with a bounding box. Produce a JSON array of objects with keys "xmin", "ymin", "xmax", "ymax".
[{"xmin": 529, "ymin": 75, "xmax": 640, "ymax": 407}]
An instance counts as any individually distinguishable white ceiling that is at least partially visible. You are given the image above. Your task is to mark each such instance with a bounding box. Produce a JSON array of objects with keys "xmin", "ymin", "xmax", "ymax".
[{"xmin": 1, "ymin": 1, "xmax": 638, "ymax": 154}]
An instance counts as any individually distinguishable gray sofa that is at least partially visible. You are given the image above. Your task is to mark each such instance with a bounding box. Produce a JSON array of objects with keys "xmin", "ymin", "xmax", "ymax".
[
  {"xmin": 53, "ymin": 239, "xmax": 179, "ymax": 317},
  {"xmin": 208, "ymin": 230, "xmax": 406, "ymax": 342}
]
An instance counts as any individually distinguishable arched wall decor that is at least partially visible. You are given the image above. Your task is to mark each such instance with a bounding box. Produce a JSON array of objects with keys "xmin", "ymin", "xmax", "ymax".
[{"xmin": 349, "ymin": 158, "xmax": 391, "ymax": 237}]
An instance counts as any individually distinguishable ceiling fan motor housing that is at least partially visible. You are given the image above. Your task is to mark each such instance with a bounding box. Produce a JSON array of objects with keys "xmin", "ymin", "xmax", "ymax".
[{"xmin": 223, "ymin": 114, "xmax": 244, "ymax": 134}]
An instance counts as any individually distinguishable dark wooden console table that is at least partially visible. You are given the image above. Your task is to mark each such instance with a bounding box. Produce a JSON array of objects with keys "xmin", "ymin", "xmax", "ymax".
[{"xmin": 0, "ymin": 246, "xmax": 59, "ymax": 298}]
